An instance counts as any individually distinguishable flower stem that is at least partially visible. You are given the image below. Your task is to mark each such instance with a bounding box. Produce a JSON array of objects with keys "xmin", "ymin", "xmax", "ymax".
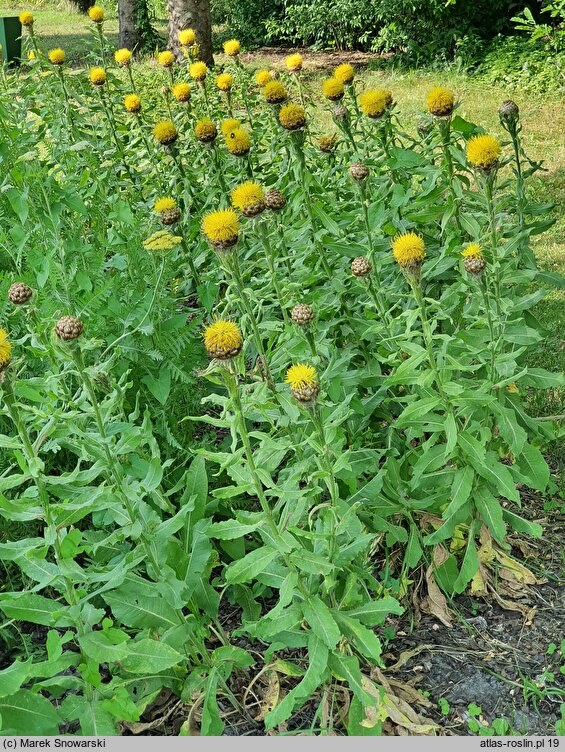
[
  {"xmin": 257, "ymin": 222, "xmax": 289, "ymax": 324},
  {"xmin": 226, "ymin": 253, "xmax": 274, "ymax": 387}
]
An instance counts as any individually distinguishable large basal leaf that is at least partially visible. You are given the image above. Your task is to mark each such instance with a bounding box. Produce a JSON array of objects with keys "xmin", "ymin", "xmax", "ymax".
[
  {"xmin": 119, "ymin": 638, "xmax": 185, "ymax": 674},
  {"xmin": 0, "ymin": 593, "xmax": 74, "ymax": 627},
  {"xmin": 102, "ymin": 588, "xmax": 180, "ymax": 630},
  {"xmin": 0, "ymin": 690, "xmax": 60, "ymax": 735},
  {"xmin": 345, "ymin": 596, "xmax": 403, "ymax": 626},
  {"xmin": 265, "ymin": 636, "xmax": 328, "ymax": 729},
  {"xmin": 225, "ymin": 546, "xmax": 280, "ymax": 585}
]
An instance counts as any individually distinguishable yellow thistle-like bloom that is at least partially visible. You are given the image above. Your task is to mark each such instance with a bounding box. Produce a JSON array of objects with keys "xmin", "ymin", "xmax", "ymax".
[
  {"xmin": 216, "ymin": 72, "xmax": 233, "ymax": 91},
  {"xmin": 154, "ymin": 196, "xmax": 177, "ymax": 214},
  {"xmin": 88, "ymin": 5, "xmax": 104, "ymax": 22},
  {"xmin": 285, "ymin": 53, "xmax": 302, "ymax": 72},
  {"xmin": 194, "ymin": 117, "xmax": 217, "ymax": 142},
  {"xmin": 461, "ymin": 242, "xmax": 486, "ymax": 275},
  {"xmin": 333, "ymin": 63, "xmax": 355, "ymax": 84},
  {"xmin": 461, "ymin": 243, "xmax": 482, "ymax": 259},
  {"xmin": 279, "ymin": 103, "xmax": 306, "ymax": 130},
  {"xmin": 143, "ymin": 230, "xmax": 182, "ymax": 251},
  {"xmin": 221, "ymin": 117, "xmax": 241, "ymax": 137},
  {"xmin": 19, "ymin": 11, "xmax": 34, "ymax": 26},
  {"xmin": 286, "ymin": 363, "xmax": 320, "ymax": 402},
  {"xmin": 319, "ymin": 134, "xmax": 337, "ymax": 152},
  {"xmin": 466, "ymin": 134, "xmax": 501, "ymax": 170},
  {"xmin": 89, "ymin": 67, "xmax": 106, "ymax": 85},
  {"xmin": 392, "ymin": 232, "xmax": 425, "ymax": 268},
  {"xmin": 0, "ymin": 327, "xmax": 12, "ymax": 369},
  {"xmin": 124, "ymin": 93, "xmax": 141, "ymax": 113},
  {"xmin": 263, "ymin": 80, "xmax": 287, "ymax": 104},
  {"xmin": 114, "ymin": 48, "xmax": 132, "ymax": 66},
  {"xmin": 154, "ymin": 120, "xmax": 178, "ymax": 145},
  {"xmin": 322, "ymin": 77, "xmax": 344, "ymax": 101},
  {"xmin": 28, "ymin": 50, "xmax": 36, "ymax": 60},
  {"xmin": 172, "ymin": 82, "xmax": 191, "ymax": 102},
  {"xmin": 190, "ymin": 61, "xmax": 207, "ymax": 81},
  {"xmin": 158, "ymin": 50, "xmax": 175, "ymax": 67},
  {"xmin": 255, "ymin": 69, "xmax": 272, "ymax": 86},
  {"xmin": 203, "ymin": 320, "xmax": 242, "ymax": 359},
  {"xmin": 358, "ymin": 89, "xmax": 389, "ymax": 118},
  {"xmin": 231, "ymin": 181, "xmax": 264, "ymax": 211},
  {"xmin": 427, "ymin": 86, "xmax": 454, "ymax": 117},
  {"xmin": 178, "ymin": 28, "xmax": 196, "ymax": 46},
  {"xmin": 223, "ymin": 39, "xmax": 241, "ymax": 56},
  {"xmin": 48, "ymin": 48, "xmax": 65, "ymax": 65},
  {"xmin": 225, "ymin": 127, "xmax": 251, "ymax": 155},
  {"xmin": 202, "ymin": 209, "xmax": 239, "ymax": 248},
  {"xmin": 285, "ymin": 363, "xmax": 317, "ymax": 390}
]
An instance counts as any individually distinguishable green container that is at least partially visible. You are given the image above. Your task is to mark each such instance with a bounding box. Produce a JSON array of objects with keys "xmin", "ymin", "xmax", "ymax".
[{"xmin": 0, "ymin": 17, "xmax": 22, "ymax": 66}]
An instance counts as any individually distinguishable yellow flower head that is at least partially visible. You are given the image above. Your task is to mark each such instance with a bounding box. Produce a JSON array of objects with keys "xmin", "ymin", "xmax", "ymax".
[
  {"xmin": 158, "ymin": 50, "xmax": 175, "ymax": 67},
  {"xmin": 263, "ymin": 80, "xmax": 287, "ymax": 104},
  {"xmin": 28, "ymin": 50, "xmax": 36, "ymax": 60},
  {"xmin": 202, "ymin": 209, "xmax": 239, "ymax": 247},
  {"xmin": 178, "ymin": 28, "xmax": 196, "ymax": 46},
  {"xmin": 154, "ymin": 196, "xmax": 177, "ymax": 214},
  {"xmin": 466, "ymin": 134, "xmax": 501, "ymax": 170},
  {"xmin": 89, "ymin": 66, "xmax": 106, "ymax": 85},
  {"xmin": 190, "ymin": 61, "xmax": 207, "ymax": 81},
  {"xmin": 172, "ymin": 82, "xmax": 191, "ymax": 101},
  {"xmin": 88, "ymin": 5, "xmax": 104, "ymax": 22},
  {"xmin": 154, "ymin": 120, "xmax": 178, "ymax": 145},
  {"xmin": 285, "ymin": 53, "xmax": 302, "ymax": 72},
  {"xmin": 358, "ymin": 89, "xmax": 390, "ymax": 118},
  {"xmin": 124, "ymin": 93, "xmax": 141, "ymax": 113},
  {"xmin": 225, "ymin": 127, "xmax": 251, "ymax": 155},
  {"xmin": 223, "ymin": 39, "xmax": 241, "ymax": 56},
  {"xmin": 461, "ymin": 243, "xmax": 482, "ymax": 259},
  {"xmin": 216, "ymin": 72, "xmax": 233, "ymax": 91},
  {"xmin": 114, "ymin": 47, "xmax": 132, "ymax": 66},
  {"xmin": 333, "ymin": 63, "xmax": 355, "ymax": 84},
  {"xmin": 221, "ymin": 117, "xmax": 241, "ymax": 137},
  {"xmin": 255, "ymin": 69, "xmax": 272, "ymax": 86},
  {"xmin": 143, "ymin": 230, "xmax": 182, "ymax": 252},
  {"xmin": 322, "ymin": 77, "xmax": 344, "ymax": 101},
  {"xmin": 19, "ymin": 11, "xmax": 34, "ymax": 26},
  {"xmin": 231, "ymin": 181, "xmax": 264, "ymax": 211},
  {"xmin": 279, "ymin": 103, "xmax": 306, "ymax": 130},
  {"xmin": 427, "ymin": 86, "xmax": 455, "ymax": 116},
  {"xmin": 194, "ymin": 117, "xmax": 217, "ymax": 142},
  {"xmin": 285, "ymin": 363, "xmax": 317, "ymax": 390},
  {"xmin": 203, "ymin": 320, "xmax": 242, "ymax": 359},
  {"xmin": 319, "ymin": 134, "xmax": 337, "ymax": 152},
  {"xmin": 0, "ymin": 327, "xmax": 12, "ymax": 368},
  {"xmin": 48, "ymin": 48, "xmax": 65, "ymax": 65},
  {"xmin": 392, "ymin": 232, "xmax": 425, "ymax": 268}
]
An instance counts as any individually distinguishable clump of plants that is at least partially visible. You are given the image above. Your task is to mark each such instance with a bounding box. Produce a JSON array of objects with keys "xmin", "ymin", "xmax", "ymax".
[{"xmin": 0, "ymin": 13, "xmax": 562, "ymax": 735}]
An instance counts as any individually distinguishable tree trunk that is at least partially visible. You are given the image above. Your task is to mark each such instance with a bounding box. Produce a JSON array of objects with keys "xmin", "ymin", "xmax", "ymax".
[
  {"xmin": 70, "ymin": 0, "xmax": 94, "ymax": 12},
  {"xmin": 118, "ymin": 0, "xmax": 143, "ymax": 51},
  {"xmin": 167, "ymin": 0, "xmax": 214, "ymax": 66}
]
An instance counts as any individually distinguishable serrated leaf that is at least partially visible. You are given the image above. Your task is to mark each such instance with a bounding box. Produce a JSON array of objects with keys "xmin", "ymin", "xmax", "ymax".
[
  {"xmin": 345, "ymin": 596, "xmax": 403, "ymax": 626},
  {"xmin": 0, "ymin": 690, "xmax": 60, "ymax": 735},
  {"xmin": 225, "ymin": 546, "xmax": 280, "ymax": 585},
  {"xmin": 120, "ymin": 639, "xmax": 185, "ymax": 674},
  {"xmin": 265, "ymin": 636, "xmax": 328, "ymax": 729},
  {"xmin": 333, "ymin": 612, "xmax": 382, "ymax": 663},
  {"xmin": 302, "ymin": 597, "xmax": 341, "ymax": 649},
  {"xmin": 474, "ymin": 488, "xmax": 507, "ymax": 543},
  {"xmin": 0, "ymin": 594, "xmax": 74, "ymax": 627},
  {"xmin": 515, "ymin": 442, "xmax": 549, "ymax": 491},
  {"xmin": 207, "ymin": 519, "xmax": 262, "ymax": 540}
]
